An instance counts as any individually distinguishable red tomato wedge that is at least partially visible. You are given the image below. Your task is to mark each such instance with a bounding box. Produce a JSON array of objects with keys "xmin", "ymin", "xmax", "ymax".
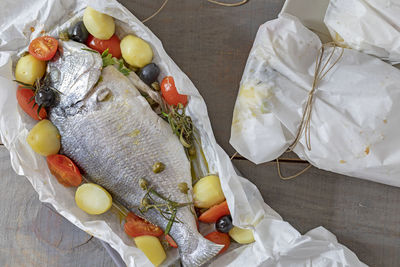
[
  {"xmin": 16, "ymin": 86, "xmax": 47, "ymax": 120},
  {"xmin": 161, "ymin": 76, "xmax": 188, "ymax": 106},
  {"xmin": 87, "ymin": 34, "xmax": 122, "ymax": 58},
  {"xmin": 204, "ymin": 232, "xmax": 230, "ymax": 254},
  {"xmin": 165, "ymin": 234, "xmax": 178, "ymax": 248},
  {"xmin": 29, "ymin": 36, "xmax": 58, "ymax": 61},
  {"xmin": 124, "ymin": 212, "xmax": 164, "ymax": 238},
  {"xmin": 199, "ymin": 200, "xmax": 230, "ymax": 223},
  {"xmin": 46, "ymin": 154, "xmax": 82, "ymax": 187}
]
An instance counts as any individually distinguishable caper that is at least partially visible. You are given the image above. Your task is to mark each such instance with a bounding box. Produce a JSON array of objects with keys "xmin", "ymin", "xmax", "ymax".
[
  {"xmin": 152, "ymin": 162, "xmax": 165, "ymax": 173},
  {"xmin": 151, "ymin": 81, "xmax": 160, "ymax": 91},
  {"xmin": 178, "ymin": 182, "xmax": 189, "ymax": 194},
  {"xmin": 139, "ymin": 178, "xmax": 148, "ymax": 190}
]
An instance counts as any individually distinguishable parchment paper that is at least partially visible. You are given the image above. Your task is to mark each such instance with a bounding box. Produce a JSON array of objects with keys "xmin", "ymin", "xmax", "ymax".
[
  {"xmin": 324, "ymin": 0, "xmax": 400, "ymax": 64},
  {"xmin": 0, "ymin": 1, "xmax": 365, "ymax": 266}
]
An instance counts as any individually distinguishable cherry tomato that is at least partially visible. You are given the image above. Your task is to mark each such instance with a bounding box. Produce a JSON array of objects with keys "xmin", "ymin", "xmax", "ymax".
[
  {"xmin": 46, "ymin": 154, "xmax": 82, "ymax": 187},
  {"xmin": 198, "ymin": 200, "xmax": 230, "ymax": 223},
  {"xmin": 165, "ymin": 234, "xmax": 178, "ymax": 248},
  {"xmin": 87, "ymin": 34, "xmax": 121, "ymax": 58},
  {"xmin": 204, "ymin": 231, "xmax": 230, "ymax": 254},
  {"xmin": 161, "ymin": 76, "xmax": 188, "ymax": 106},
  {"xmin": 16, "ymin": 86, "xmax": 47, "ymax": 120},
  {"xmin": 29, "ymin": 36, "xmax": 58, "ymax": 61},
  {"xmin": 124, "ymin": 212, "xmax": 164, "ymax": 238}
]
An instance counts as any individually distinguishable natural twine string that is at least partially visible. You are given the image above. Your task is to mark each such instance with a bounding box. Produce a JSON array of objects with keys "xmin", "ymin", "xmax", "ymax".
[
  {"xmin": 207, "ymin": 0, "xmax": 249, "ymax": 7},
  {"xmin": 288, "ymin": 42, "xmax": 344, "ymax": 152},
  {"xmin": 141, "ymin": 0, "xmax": 169, "ymax": 23},
  {"xmin": 142, "ymin": 0, "xmax": 248, "ymax": 23},
  {"xmin": 277, "ymin": 42, "xmax": 344, "ymax": 180}
]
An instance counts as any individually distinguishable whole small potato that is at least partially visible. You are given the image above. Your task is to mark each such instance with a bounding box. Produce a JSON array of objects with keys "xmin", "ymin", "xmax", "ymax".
[
  {"xmin": 193, "ymin": 175, "xmax": 225, "ymax": 208},
  {"xmin": 26, "ymin": 119, "xmax": 60, "ymax": 156},
  {"xmin": 120, "ymin": 35, "xmax": 153, "ymax": 68},
  {"xmin": 15, "ymin": 54, "xmax": 47, "ymax": 85},
  {"xmin": 83, "ymin": 6, "xmax": 115, "ymax": 40}
]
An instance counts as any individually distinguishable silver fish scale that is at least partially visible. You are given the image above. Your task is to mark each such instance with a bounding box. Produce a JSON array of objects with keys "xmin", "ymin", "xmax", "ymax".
[{"xmin": 48, "ymin": 41, "xmax": 222, "ymax": 266}]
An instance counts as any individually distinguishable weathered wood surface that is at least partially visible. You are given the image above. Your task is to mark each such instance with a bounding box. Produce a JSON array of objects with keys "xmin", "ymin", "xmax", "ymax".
[
  {"xmin": 0, "ymin": 146, "xmax": 116, "ymax": 267},
  {"xmin": 1, "ymin": 0, "xmax": 400, "ymax": 266}
]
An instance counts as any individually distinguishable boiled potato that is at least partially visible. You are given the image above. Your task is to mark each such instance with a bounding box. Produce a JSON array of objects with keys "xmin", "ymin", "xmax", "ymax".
[
  {"xmin": 229, "ymin": 227, "xmax": 255, "ymax": 244},
  {"xmin": 26, "ymin": 119, "xmax": 60, "ymax": 156},
  {"xmin": 120, "ymin": 35, "xmax": 153, "ymax": 68},
  {"xmin": 75, "ymin": 183, "xmax": 112, "ymax": 215},
  {"xmin": 15, "ymin": 54, "xmax": 46, "ymax": 85},
  {"xmin": 83, "ymin": 6, "xmax": 115, "ymax": 40},
  {"xmin": 193, "ymin": 175, "xmax": 225, "ymax": 208},
  {"xmin": 134, "ymin": 235, "xmax": 166, "ymax": 267}
]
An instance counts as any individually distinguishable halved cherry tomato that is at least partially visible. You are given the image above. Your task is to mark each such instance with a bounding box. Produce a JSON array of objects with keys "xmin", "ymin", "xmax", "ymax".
[
  {"xmin": 29, "ymin": 36, "xmax": 58, "ymax": 61},
  {"xmin": 165, "ymin": 234, "xmax": 178, "ymax": 248},
  {"xmin": 204, "ymin": 231, "xmax": 230, "ymax": 254},
  {"xmin": 161, "ymin": 76, "xmax": 188, "ymax": 106},
  {"xmin": 124, "ymin": 212, "xmax": 164, "ymax": 238},
  {"xmin": 87, "ymin": 34, "xmax": 121, "ymax": 58},
  {"xmin": 16, "ymin": 86, "xmax": 47, "ymax": 120},
  {"xmin": 46, "ymin": 154, "xmax": 82, "ymax": 187},
  {"xmin": 199, "ymin": 200, "xmax": 230, "ymax": 223}
]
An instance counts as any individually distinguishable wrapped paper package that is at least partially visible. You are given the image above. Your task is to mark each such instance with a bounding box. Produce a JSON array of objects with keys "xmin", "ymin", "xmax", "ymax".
[
  {"xmin": 230, "ymin": 13, "xmax": 400, "ymax": 187},
  {"xmin": 0, "ymin": 1, "xmax": 366, "ymax": 266},
  {"xmin": 324, "ymin": 0, "xmax": 400, "ymax": 64}
]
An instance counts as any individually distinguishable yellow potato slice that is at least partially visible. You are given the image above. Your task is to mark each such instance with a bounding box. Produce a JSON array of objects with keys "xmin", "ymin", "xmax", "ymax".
[
  {"xmin": 134, "ymin": 235, "xmax": 166, "ymax": 267},
  {"xmin": 75, "ymin": 183, "xmax": 112, "ymax": 215},
  {"xmin": 229, "ymin": 226, "xmax": 255, "ymax": 244}
]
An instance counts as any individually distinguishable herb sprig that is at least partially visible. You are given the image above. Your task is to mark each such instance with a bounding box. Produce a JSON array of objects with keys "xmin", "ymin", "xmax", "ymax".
[
  {"xmin": 81, "ymin": 48, "xmax": 131, "ymax": 76},
  {"xmin": 138, "ymin": 178, "xmax": 192, "ymax": 235},
  {"xmin": 162, "ymin": 104, "xmax": 193, "ymax": 148}
]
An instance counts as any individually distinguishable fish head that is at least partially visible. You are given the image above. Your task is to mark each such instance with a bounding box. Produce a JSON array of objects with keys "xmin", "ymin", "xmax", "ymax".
[{"xmin": 47, "ymin": 40, "xmax": 103, "ymax": 116}]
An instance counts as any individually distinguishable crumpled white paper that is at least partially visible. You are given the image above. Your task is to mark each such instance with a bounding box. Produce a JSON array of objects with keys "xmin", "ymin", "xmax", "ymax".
[
  {"xmin": 324, "ymin": 0, "xmax": 400, "ymax": 64},
  {"xmin": 0, "ymin": 1, "xmax": 365, "ymax": 266},
  {"xmin": 230, "ymin": 12, "xmax": 400, "ymax": 188}
]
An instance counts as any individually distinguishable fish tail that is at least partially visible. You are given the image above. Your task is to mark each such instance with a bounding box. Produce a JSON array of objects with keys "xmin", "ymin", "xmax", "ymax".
[{"xmin": 180, "ymin": 233, "xmax": 224, "ymax": 267}]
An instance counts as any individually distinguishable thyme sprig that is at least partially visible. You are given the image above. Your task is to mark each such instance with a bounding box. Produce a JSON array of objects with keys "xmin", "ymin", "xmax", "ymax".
[
  {"xmin": 138, "ymin": 178, "xmax": 192, "ymax": 235},
  {"xmin": 162, "ymin": 104, "xmax": 193, "ymax": 148}
]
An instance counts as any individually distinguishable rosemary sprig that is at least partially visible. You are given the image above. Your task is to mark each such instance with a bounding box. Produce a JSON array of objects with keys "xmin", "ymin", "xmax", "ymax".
[
  {"xmin": 162, "ymin": 104, "xmax": 194, "ymax": 148},
  {"xmin": 138, "ymin": 178, "xmax": 192, "ymax": 235}
]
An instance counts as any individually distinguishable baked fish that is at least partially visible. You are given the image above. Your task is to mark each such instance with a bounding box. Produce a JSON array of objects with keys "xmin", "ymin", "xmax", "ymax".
[{"xmin": 48, "ymin": 40, "xmax": 222, "ymax": 266}]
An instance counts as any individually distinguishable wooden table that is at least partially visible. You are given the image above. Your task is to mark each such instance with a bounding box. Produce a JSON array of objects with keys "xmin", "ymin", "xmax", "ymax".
[{"xmin": 1, "ymin": 0, "xmax": 400, "ymax": 266}]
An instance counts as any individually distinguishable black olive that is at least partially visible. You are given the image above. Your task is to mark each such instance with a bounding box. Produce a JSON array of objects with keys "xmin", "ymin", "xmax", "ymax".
[
  {"xmin": 68, "ymin": 21, "xmax": 89, "ymax": 44},
  {"xmin": 139, "ymin": 63, "xmax": 160, "ymax": 85},
  {"xmin": 216, "ymin": 215, "xmax": 233, "ymax": 233},
  {"xmin": 35, "ymin": 89, "xmax": 56, "ymax": 107}
]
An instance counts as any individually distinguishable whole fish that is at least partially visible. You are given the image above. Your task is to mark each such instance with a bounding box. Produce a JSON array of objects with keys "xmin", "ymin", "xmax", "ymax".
[{"xmin": 48, "ymin": 40, "xmax": 222, "ymax": 266}]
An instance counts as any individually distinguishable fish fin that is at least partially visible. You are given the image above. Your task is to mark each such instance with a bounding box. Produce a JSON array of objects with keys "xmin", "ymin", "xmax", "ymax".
[{"xmin": 180, "ymin": 234, "xmax": 224, "ymax": 267}]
